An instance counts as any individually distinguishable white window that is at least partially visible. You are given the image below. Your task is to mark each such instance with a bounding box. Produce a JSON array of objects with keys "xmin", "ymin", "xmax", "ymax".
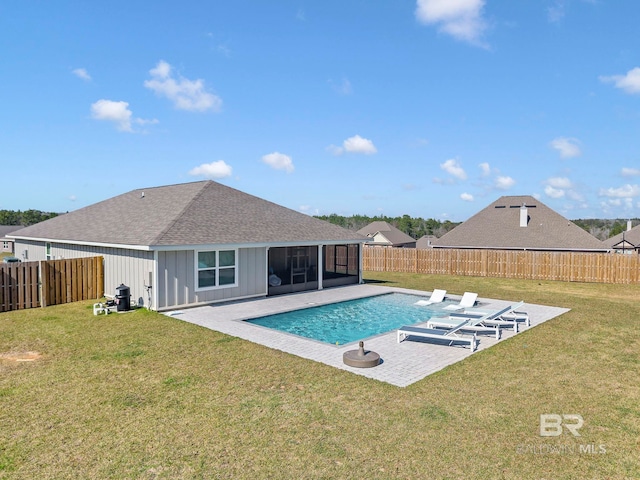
[
  {"xmin": 196, "ymin": 249, "xmax": 237, "ymax": 290},
  {"xmin": 46, "ymin": 242, "xmax": 52, "ymax": 260}
]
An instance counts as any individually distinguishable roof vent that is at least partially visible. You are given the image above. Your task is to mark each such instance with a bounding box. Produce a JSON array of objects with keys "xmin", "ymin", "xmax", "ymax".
[{"xmin": 520, "ymin": 204, "xmax": 528, "ymax": 227}]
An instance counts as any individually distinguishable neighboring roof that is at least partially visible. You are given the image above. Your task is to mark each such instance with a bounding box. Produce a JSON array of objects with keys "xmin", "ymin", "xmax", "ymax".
[
  {"xmin": 603, "ymin": 222, "xmax": 640, "ymax": 249},
  {"xmin": 357, "ymin": 221, "xmax": 416, "ymax": 246},
  {"xmin": 10, "ymin": 181, "xmax": 367, "ymax": 248},
  {"xmin": 416, "ymin": 235, "xmax": 437, "ymax": 249},
  {"xmin": 0, "ymin": 225, "xmax": 23, "ymax": 238},
  {"xmin": 431, "ymin": 195, "xmax": 607, "ymax": 251}
]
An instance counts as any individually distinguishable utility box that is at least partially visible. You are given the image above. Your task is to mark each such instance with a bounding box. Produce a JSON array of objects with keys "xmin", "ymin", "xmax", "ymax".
[{"xmin": 115, "ymin": 284, "xmax": 131, "ymax": 312}]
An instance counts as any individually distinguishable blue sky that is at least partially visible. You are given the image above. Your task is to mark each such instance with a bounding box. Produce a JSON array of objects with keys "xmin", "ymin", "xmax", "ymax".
[{"xmin": 1, "ymin": 1, "xmax": 639, "ymax": 222}]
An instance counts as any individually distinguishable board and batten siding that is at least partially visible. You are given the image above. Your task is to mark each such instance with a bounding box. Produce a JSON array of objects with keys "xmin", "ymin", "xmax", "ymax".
[
  {"xmin": 156, "ymin": 247, "xmax": 267, "ymax": 311},
  {"xmin": 14, "ymin": 240, "xmax": 154, "ymax": 308}
]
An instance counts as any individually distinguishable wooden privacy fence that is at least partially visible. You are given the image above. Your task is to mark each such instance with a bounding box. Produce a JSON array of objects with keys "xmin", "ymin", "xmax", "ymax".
[
  {"xmin": 0, "ymin": 256, "xmax": 104, "ymax": 312},
  {"xmin": 363, "ymin": 247, "xmax": 640, "ymax": 284}
]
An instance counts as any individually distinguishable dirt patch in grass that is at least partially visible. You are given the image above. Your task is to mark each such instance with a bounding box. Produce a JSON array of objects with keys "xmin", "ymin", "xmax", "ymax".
[{"xmin": 0, "ymin": 351, "xmax": 42, "ymax": 362}]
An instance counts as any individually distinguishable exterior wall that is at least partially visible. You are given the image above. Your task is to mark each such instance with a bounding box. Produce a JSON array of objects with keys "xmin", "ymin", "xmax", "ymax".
[
  {"xmin": 1, "ymin": 238, "xmax": 14, "ymax": 253},
  {"xmin": 156, "ymin": 247, "xmax": 267, "ymax": 310},
  {"xmin": 14, "ymin": 240, "xmax": 155, "ymax": 308}
]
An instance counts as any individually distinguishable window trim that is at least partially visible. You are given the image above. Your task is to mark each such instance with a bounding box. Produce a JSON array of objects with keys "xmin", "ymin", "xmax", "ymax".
[{"xmin": 195, "ymin": 248, "xmax": 239, "ymax": 291}]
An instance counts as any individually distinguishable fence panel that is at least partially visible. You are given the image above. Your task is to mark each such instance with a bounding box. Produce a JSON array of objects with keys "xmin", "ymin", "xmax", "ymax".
[
  {"xmin": 0, "ymin": 256, "xmax": 104, "ymax": 312},
  {"xmin": 363, "ymin": 247, "xmax": 640, "ymax": 285},
  {"xmin": 0, "ymin": 261, "xmax": 40, "ymax": 312},
  {"xmin": 41, "ymin": 257, "xmax": 104, "ymax": 308}
]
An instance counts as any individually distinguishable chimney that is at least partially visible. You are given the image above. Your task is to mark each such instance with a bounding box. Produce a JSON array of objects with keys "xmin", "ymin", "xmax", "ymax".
[
  {"xmin": 520, "ymin": 204, "xmax": 528, "ymax": 227},
  {"xmin": 628, "ymin": 220, "xmax": 633, "ymax": 231}
]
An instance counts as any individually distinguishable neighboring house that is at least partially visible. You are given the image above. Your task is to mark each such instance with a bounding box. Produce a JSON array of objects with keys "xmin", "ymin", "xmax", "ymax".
[
  {"xmin": 416, "ymin": 235, "xmax": 437, "ymax": 249},
  {"xmin": 10, "ymin": 181, "xmax": 368, "ymax": 311},
  {"xmin": 357, "ymin": 221, "xmax": 416, "ymax": 248},
  {"xmin": 430, "ymin": 195, "xmax": 608, "ymax": 252},
  {"xmin": 0, "ymin": 225, "xmax": 24, "ymax": 254},
  {"xmin": 603, "ymin": 221, "xmax": 640, "ymax": 253}
]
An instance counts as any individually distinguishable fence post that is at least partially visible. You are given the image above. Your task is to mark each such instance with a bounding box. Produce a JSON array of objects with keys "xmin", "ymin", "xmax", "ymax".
[{"xmin": 39, "ymin": 260, "xmax": 45, "ymax": 308}]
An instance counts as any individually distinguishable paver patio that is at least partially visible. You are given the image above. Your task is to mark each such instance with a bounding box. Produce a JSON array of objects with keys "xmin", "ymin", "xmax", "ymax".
[{"xmin": 165, "ymin": 285, "xmax": 569, "ymax": 387}]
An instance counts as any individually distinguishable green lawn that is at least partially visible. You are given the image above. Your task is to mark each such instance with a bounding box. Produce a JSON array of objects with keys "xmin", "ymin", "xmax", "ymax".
[{"xmin": 1, "ymin": 272, "xmax": 639, "ymax": 479}]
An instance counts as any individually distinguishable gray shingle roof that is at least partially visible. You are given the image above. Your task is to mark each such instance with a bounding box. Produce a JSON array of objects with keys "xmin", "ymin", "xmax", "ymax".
[
  {"xmin": 10, "ymin": 181, "xmax": 366, "ymax": 247},
  {"xmin": 603, "ymin": 223, "xmax": 640, "ymax": 248},
  {"xmin": 357, "ymin": 221, "xmax": 416, "ymax": 246},
  {"xmin": 431, "ymin": 195, "xmax": 607, "ymax": 251},
  {"xmin": 0, "ymin": 225, "xmax": 24, "ymax": 238}
]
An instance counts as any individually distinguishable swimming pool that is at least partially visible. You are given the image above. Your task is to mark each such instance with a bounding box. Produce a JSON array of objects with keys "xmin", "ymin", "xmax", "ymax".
[{"xmin": 245, "ymin": 292, "xmax": 447, "ymax": 345}]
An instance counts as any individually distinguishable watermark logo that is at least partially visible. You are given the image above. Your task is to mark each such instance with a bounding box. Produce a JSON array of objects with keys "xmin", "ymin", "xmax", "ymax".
[
  {"xmin": 539, "ymin": 414, "xmax": 583, "ymax": 437},
  {"xmin": 515, "ymin": 413, "xmax": 606, "ymax": 455}
]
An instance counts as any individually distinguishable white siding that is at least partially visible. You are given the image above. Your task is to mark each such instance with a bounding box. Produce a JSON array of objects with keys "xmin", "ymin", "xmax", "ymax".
[
  {"xmin": 15, "ymin": 240, "xmax": 154, "ymax": 308},
  {"xmin": 157, "ymin": 247, "xmax": 267, "ymax": 310}
]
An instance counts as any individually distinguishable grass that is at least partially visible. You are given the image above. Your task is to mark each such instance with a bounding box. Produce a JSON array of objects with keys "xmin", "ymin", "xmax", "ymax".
[{"xmin": 1, "ymin": 272, "xmax": 639, "ymax": 479}]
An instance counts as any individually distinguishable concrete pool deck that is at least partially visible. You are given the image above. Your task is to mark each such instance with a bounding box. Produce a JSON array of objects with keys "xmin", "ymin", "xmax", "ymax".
[{"xmin": 165, "ymin": 285, "xmax": 570, "ymax": 387}]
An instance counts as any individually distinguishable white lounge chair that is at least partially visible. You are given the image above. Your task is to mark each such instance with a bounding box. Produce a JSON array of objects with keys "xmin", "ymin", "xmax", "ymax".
[
  {"xmin": 441, "ymin": 292, "xmax": 478, "ymax": 311},
  {"xmin": 414, "ymin": 289, "xmax": 446, "ymax": 306},
  {"xmin": 427, "ymin": 301, "xmax": 528, "ymax": 338},
  {"xmin": 456, "ymin": 301, "xmax": 530, "ymax": 330},
  {"xmin": 397, "ymin": 320, "xmax": 477, "ymax": 351}
]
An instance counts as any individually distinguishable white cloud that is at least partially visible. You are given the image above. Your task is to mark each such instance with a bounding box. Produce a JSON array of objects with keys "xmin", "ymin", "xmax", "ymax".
[
  {"xmin": 72, "ymin": 68, "xmax": 91, "ymax": 81},
  {"xmin": 495, "ymin": 176, "xmax": 515, "ymax": 190},
  {"xmin": 90, "ymin": 99, "xmax": 133, "ymax": 132},
  {"xmin": 144, "ymin": 60, "xmax": 222, "ymax": 112},
  {"xmin": 599, "ymin": 67, "xmax": 640, "ymax": 95},
  {"xmin": 415, "ymin": 0, "xmax": 487, "ymax": 46},
  {"xmin": 598, "ymin": 184, "xmax": 640, "ymax": 198},
  {"xmin": 460, "ymin": 192, "xmax": 474, "ymax": 201},
  {"xmin": 188, "ymin": 160, "xmax": 232, "ymax": 179},
  {"xmin": 550, "ymin": 137, "xmax": 582, "ymax": 158},
  {"xmin": 330, "ymin": 135, "xmax": 377, "ymax": 155},
  {"xmin": 344, "ymin": 135, "xmax": 377, "ymax": 154},
  {"xmin": 329, "ymin": 77, "xmax": 352, "ymax": 95},
  {"xmin": 546, "ymin": 177, "xmax": 573, "ymax": 189},
  {"xmin": 600, "ymin": 197, "xmax": 635, "ymax": 214},
  {"xmin": 621, "ymin": 167, "xmax": 640, "ymax": 177},
  {"xmin": 440, "ymin": 158, "xmax": 467, "ymax": 180},
  {"xmin": 134, "ymin": 118, "xmax": 160, "ymax": 126},
  {"xmin": 544, "ymin": 185, "xmax": 565, "ymax": 198},
  {"xmin": 479, "ymin": 162, "xmax": 491, "ymax": 176},
  {"xmin": 547, "ymin": 1, "xmax": 565, "ymax": 23},
  {"xmin": 543, "ymin": 177, "xmax": 584, "ymax": 202},
  {"xmin": 262, "ymin": 152, "xmax": 294, "ymax": 173},
  {"xmin": 90, "ymin": 99, "xmax": 157, "ymax": 133}
]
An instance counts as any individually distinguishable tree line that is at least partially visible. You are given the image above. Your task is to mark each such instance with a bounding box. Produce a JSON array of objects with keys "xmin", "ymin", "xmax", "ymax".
[
  {"xmin": 0, "ymin": 209, "xmax": 59, "ymax": 226},
  {"xmin": 317, "ymin": 214, "xmax": 639, "ymax": 240},
  {"xmin": 572, "ymin": 218, "xmax": 640, "ymax": 241},
  {"xmin": 314, "ymin": 214, "xmax": 460, "ymax": 239}
]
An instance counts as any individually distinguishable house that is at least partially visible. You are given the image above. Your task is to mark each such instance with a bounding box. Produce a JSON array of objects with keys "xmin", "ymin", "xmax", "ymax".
[
  {"xmin": 416, "ymin": 235, "xmax": 437, "ymax": 249},
  {"xmin": 0, "ymin": 225, "xmax": 24, "ymax": 254},
  {"xmin": 430, "ymin": 195, "xmax": 608, "ymax": 252},
  {"xmin": 356, "ymin": 221, "xmax": 416, "ymax": 248},
  {"xmin": 9, "ymin": 181, "xmax": 368, "ymax": 311},
  {"xmin": 603, "ymin": 220, "xmax": 640, "ymax": 253}
]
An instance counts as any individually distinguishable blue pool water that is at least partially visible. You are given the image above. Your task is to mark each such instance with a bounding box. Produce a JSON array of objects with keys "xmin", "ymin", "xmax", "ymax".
[{"xmin": 246, "ymin": 293, "xmax": 447, "ymax": 345}]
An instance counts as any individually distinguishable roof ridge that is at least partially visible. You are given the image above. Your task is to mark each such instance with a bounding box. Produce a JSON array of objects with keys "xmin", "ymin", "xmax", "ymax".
[{"xmin": 149, "ymin": 181, "xmax": 211, "ymax": 245}]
